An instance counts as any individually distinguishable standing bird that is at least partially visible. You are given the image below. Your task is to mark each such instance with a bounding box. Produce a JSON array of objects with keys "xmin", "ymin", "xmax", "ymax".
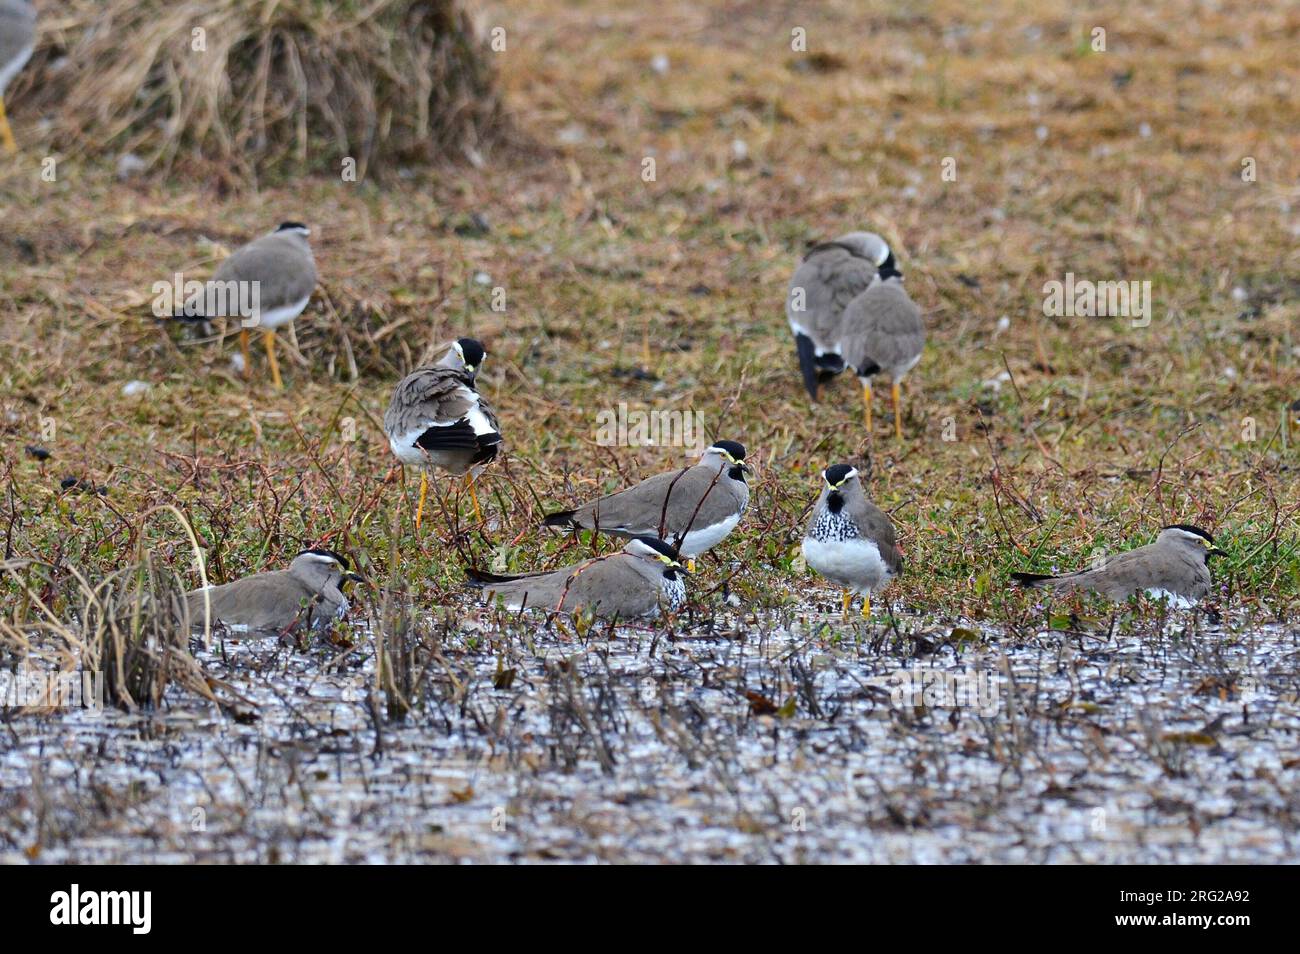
[
  {"xmin": 185, "ymin": 549, "xmax": 363, "ymax": 635},
  {"xmin": 384, "ymin": 337, "xmax": 502, "ymax": 528},
  {"xmin": 801, "ymin": 463, "xmax": 903, "ymax": 618},
  {"xmin": 0, "ymin": 0, "xmax": 35, "ymax": 154},
  {"xmin": 786, "ymin": 231, "xmax": 893, "ymax": 401},
  {"xmin": 1010, "ymin": 525, "xmax": 1226, "ymax": 607},
  {"xmin": 174, "ymin": 222, "xmax": 318, "ymax": 389},
  {"xmin": 468, "ymin": 536, "xmax": 687, "ymax": 619},
  {"xmin": 839, "ymin": 258, "xmax": 925, "ymax": 439},
  {"xmin": 543, "ymin": 440, "xmax": 751, "ymax": 571}
]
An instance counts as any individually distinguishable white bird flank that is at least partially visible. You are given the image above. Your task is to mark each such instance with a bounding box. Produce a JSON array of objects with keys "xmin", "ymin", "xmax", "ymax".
[
  {"xmin": 801, "ymin": 536, "xmax": 891, "ymax": 594},
  {"xmin": 255, "ymin": 293, "xmax": 313, "ymax": 330}
]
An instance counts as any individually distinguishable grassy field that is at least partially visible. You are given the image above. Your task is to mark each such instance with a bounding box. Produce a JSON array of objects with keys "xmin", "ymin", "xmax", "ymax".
[{"xmin": 0, "ymin": 0, "xmax": 1298, "ymax": 862}]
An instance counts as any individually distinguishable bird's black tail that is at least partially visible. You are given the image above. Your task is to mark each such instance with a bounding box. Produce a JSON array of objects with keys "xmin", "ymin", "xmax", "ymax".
[
  {"xmin": 466, "ymin": 567, "xmax": 520, "ymax": 587},
  {"xmin": 1010, "ymin": 572, "xmax": 1056, "ymax": 588},
  {"xmin": 543, "ymin": 509, "xmax": 578, "ymax": 529}
]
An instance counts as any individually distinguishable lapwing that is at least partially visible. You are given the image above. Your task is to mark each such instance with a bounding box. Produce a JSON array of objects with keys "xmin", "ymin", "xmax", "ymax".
[
  {"xmin": 839, "ymin": 258, "xmax": 925, "ymax": 439},
  {"xmin": 175, "ymin": 222, "xmax": 318, "ymax": 389},
  {"xmin": 801, "ymin": 463, "xmax": 903, "ymax": 617},
  {"xmin": 786, "ymin": 231, "xmax": 893, "ymax": 401},
  {"xmin": 543, "ymin": 440, "xmax": 750, "ymax": 571},
  {"xmin": 1011, "ymin": 524, "xmax": 1226, "ymax": 607},
  {"xmin": 0, "ymin": 0, "xmax": 35, "ymax": 155},
  {"xmin": 384, "ymin": 337, "xmax": 502, "ymax": 528},
  {"xmin": 468, "ymin": 536, "xmax": 687, "ymax": 619},
  {"xmin": 185, "ymin": 548, "xmax": 363, "ymax": 634}
]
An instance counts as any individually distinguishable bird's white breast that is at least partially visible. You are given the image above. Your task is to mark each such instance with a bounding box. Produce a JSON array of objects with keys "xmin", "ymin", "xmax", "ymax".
[
  {"xmin": 679, "ymin": 512, "xmax": 742, "ymax": 556},
  {"xmin": 1143, "ymin": 588, "xmax": 1197, "ymax": 609},
  {"xmin": 802, "ymin": 537, "xmax": 890, "ymax": 593}
]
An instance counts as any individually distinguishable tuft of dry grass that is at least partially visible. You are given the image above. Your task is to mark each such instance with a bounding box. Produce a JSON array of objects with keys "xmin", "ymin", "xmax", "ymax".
[{"xmin": 15, "ymin": 0, "xmax": 508, "ymax": 180}]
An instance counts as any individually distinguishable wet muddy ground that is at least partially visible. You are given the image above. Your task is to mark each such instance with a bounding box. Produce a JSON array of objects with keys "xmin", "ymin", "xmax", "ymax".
[{"xmin": 2, "ymin": 606, "xmax": 1298, "ymax": 863}]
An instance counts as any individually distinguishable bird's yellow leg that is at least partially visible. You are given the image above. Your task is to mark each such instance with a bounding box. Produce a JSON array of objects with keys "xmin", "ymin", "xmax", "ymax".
[
  {"xmin": 263, "ymin": 329, "xmax": 282, "ymax": 390},
  {"xmin": 841, "ymin": 589, "xmax": 852, "ymax": 616},
  {"xmin": 892, "ymin": 381, "xmax": 903, "ymax": 439},
  {"xmin": 415, "ymin": 471, "xmax": 429, "ymax": 530},
  {"xmin": 862, "ymin": 594, "xmax": 871, "ymax": 618},
  {"xmin": 238, "ymin": 328, "xmax": 252, "ymax": 379},
  {"xmin": 862, "ymin": 380, "xmax": 873, "ymax": 433},
  {"xmin": 0, "ymin": 97, "xmax": 15, "ymax": 154},
  {"xmin": 466, "ymin": 473, "xmax": 483, "ymax": 522}
]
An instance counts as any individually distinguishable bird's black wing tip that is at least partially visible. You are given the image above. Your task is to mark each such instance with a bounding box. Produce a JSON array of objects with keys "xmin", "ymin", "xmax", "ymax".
[
  {"xmin": 1010, "ymin": 572, "xmax": 1055, "ymax": 588},
  {"xmin": 466, "ymin": 567, "xmax": 517, "ymax": 587},
  {"xmin": 543, "ymin": 510, "xmax": 577, "ymax": 528}
]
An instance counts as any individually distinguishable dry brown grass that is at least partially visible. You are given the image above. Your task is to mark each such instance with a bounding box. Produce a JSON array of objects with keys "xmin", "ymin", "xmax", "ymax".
[{"xmin": 14, "ymin": 0, "xmax": 507, "ymax": 180}]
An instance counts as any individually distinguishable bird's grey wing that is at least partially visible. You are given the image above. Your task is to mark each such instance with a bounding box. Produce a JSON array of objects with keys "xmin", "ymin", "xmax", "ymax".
[
  {"xmin": 567, "ymin": 467, "xmax": 694, "ymax": 534},
  {"xmin": 187, "ymin": 572, "xmax": 307, "ymax": 631},
  {"xmin": 852, "ymin": 497, "xmax": 903, "ymax": 574},
  {"xmin": 567, "ymin": 556, "xmax": 659, "ymax": 618},
  {"xmin": 841, "ymin": 283, "xmax": 924, "ymax": 373},
  {"xmin": 485, "ymin": 559, "xmax": 595, "ymax": 612},
  {"xmin": 214, "ymin": 234, "xmax": 317, "ymax": 307},
  {"xmin": 788, "ymin": 249, "xmax": 875, "ymax": 348},
  {"xmin": 1044, "ymin": 544, "xmax": 1158, "ymax": 598},
  {"xmin": 385, "ymin": 368, "xmax": 476, "ymax": 434},
  {"xmin": 0, "ymin": 5, "xmax": 36, "ymax": 79}
]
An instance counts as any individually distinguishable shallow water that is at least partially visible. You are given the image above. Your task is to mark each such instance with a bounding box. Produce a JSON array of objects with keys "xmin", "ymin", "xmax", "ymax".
[{"xmin": 2, "ymin": 605, "xmax": 1298, "ymax": 863}]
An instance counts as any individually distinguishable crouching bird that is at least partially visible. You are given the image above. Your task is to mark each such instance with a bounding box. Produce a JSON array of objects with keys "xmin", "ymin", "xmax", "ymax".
[
  {"xmin": 1011, "ymin": 524, "xmax": 1226, "ymax": 608},
  {"xmin": 801, "ymin": 463, "xmax": 903, "ymax": 618},
  {"xmin": 384, "ymin": 337, "xmax": 502, "ymax": 528},
  {"xmin": 185, "ymin": 549, "xmax": 363, "ymax": 634},
  {"xmin": 468, "ymin": 536, "xmax": 687, "ymax": 619},
  {"xmin": 543, "ymin": 440, "xmax": 750, "ymax": 571}
]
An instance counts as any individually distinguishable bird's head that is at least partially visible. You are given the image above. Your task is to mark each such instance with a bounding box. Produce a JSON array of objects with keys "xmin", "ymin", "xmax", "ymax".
[
  {"xmin": 291, "ymin": 548, "xmax": 364, "ymax": 585},
  {"xmin": 702, "ymin": 440, "xmax": 751, "ymax": 479},
  {"xmin": 449, "ymin": 337, "xmax": 487, "ymax": 376},
  {"xmin": 1159, "ymin": 524, "xmax": 1227, "ymax": 559},
  {"xmin": 626, "ymin": 536, "xmax": 689, "ymax": 576}
]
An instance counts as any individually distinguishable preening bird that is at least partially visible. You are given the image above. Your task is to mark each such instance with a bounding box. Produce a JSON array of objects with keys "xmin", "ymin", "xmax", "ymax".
[
  {"xmin": 838, "ymin": 258, "xmax": 925, "ymax": 439},
  {"xmin": 543, "ymin": 440, "xmax": 750, "ymax": 570},
  {"xmin": 801, "ymin": 463, "xmax": 903, "ymax": 617},
  {"xmin": 384, "ymin": 337, "xmax": 502, "ymax": 527},
  {"xmin": 468, "ymin": 536, "xmax": 687, "ymax": 619},
  {"xmin": 786, "ymin": 231, "xmax": 893, "ymax": 402},
  {"xmin": 1011, "ymin": 524, "xmax": 1226, "ymax": 607},
  {"xmin": 185, "ymin": 549, "xmax": 362, "ymax": 634}
]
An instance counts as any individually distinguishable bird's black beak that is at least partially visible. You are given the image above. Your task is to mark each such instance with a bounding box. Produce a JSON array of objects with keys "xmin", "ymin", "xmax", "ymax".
[
  {"xmin": 344, "ymin": 572, "xmax": 365, "ymax": 584},
  {"xmin": 1207, "ymin": 549, "xmax": 1228, "ymax": 559},
  {"xmin": 795, "ymin": 333, "xmax": 820, "ymax": 402}
]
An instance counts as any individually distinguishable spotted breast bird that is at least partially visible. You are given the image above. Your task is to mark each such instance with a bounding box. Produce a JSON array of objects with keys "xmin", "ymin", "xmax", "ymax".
[
  {"xmin": 384, "ymin": 337, "xmax": 502, "ymax": 528},
  {"xmin": 543, "ymin": 440, "xmax": 750, "ymax": 571},
  {"xmin": 786, "ymin": 231, "xmax": 893, "ymax": 402},
  {"xmin": 801, "ymin": 463, "xmax": 903, "ymax": 618},
  {"xmin": 185, "ymin": 549, "xmax": 363, "ymax": 635},
  {"xmin": 1011, "ymin": 524, "xmax": 1226, "ymax": 607},
  {"xmin": 468, "ymin": 536, "xmax": 687, "ymax": 619}
]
